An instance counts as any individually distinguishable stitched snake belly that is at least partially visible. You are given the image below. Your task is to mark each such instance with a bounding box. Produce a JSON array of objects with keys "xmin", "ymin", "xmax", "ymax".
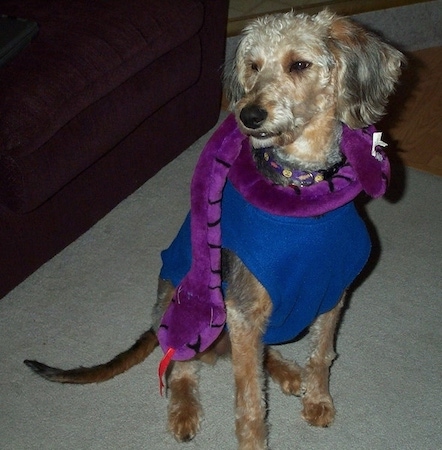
[{"xmin": 160, "ymin": 181, "xmax": 371, "ymax": 345}]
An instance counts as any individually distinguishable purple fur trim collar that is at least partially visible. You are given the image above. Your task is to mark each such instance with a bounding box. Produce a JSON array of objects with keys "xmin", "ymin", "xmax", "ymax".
[
  {"xmin": 157, "ymin": 114, "xmax": 390, "ymax": 362},
  {"xmin": 228, "ymin": 121, "xmax": 390, "ymax": 218}
]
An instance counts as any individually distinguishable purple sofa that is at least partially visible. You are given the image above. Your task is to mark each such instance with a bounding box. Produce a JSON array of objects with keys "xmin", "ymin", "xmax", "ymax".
[{"xmin": 0, "ymin": 0, "xmax": 229, "ymax": 299}]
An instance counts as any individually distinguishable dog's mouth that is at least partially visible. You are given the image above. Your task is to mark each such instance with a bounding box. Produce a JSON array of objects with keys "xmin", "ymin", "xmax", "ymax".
[
  {"xmin": 246, "ymin": 128, "xmax": 282, "ymax": 140},
  {"xmin": 247, "ymin": 130, "xmax": 284, "ymax": 148},
  {"xmin": 253, "ymin": 131, "xmax": 273, "ymax": 139}
]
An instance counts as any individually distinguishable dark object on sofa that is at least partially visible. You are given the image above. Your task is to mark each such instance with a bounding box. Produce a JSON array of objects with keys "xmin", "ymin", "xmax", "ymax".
[{"xmin": 0, "ymin": 0, "xmax": 229, "ymax": 299}]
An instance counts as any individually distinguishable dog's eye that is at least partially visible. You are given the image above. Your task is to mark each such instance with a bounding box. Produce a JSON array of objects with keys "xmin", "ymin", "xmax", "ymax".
[
  {"xmin": 289, "ymin": 61, "xmax": 311, "ymax": 72},
  {"xmin": 251, "ymin": 62, "xmax": 259, "ymax": 72}
]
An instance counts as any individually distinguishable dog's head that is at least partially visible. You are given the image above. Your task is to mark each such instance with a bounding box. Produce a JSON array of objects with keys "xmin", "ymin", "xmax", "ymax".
[{"xmin": 224, "ymin": 10, "xmax": 405, "ymax": 168}]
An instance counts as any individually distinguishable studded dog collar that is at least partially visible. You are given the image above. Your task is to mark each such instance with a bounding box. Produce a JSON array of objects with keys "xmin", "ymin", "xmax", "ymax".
[{"xmin": 256, "ymin": 147, "xmax": 346, "ymax": 187}]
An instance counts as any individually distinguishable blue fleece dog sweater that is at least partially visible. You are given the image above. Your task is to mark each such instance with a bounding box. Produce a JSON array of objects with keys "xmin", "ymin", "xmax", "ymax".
[{"xmin": 160, "ymin": 180, "xmax": 371, "ymax": 345}]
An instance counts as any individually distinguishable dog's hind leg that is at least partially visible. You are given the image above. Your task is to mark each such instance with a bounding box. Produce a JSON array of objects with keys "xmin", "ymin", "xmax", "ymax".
[
  {"xmin": 167, "ymin": 359, "xmax": 203, "ymax": 442},
  {"xmin": 301, "ymin": 294, "xmax": 345, "ymax": 427}
]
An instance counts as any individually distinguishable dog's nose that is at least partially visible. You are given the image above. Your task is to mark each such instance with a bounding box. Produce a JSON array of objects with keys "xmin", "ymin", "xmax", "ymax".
[{"xmin": 240, "ymin": 105, "xmax": 268, "ymax": 129}]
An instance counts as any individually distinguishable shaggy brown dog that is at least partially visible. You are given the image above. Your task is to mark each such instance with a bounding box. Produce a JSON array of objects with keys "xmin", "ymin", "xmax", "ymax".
[{"xmin": 25, "ymin": 10, "xmax": 404, "ymax": 450}]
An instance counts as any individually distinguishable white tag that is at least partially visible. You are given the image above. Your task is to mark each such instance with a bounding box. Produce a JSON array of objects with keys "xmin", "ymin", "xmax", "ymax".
[{"xmin": 371, "ymin": 132, "xmax": 387, "ymax": 161}]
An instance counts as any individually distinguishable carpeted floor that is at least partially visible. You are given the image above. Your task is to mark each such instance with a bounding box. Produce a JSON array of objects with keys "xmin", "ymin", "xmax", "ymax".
[{"xmin": 1, "ymin": 2, "xmax": 441, "ymax": 450}]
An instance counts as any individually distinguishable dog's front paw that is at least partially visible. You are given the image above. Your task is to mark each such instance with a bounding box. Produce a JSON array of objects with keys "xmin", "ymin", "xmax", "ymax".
[
  {"xmin": 168, "ymin": 392, "xmax": 202, "ymax": 442},
  {"xmin": 301, "ymin": 398, "xmax": 335, "ymax": 427}
]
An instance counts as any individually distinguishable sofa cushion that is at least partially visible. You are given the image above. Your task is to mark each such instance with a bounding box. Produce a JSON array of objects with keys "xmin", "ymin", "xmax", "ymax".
[{"xmin": 0, "ymin": 0, "xmax": 205, "ymax": 212}]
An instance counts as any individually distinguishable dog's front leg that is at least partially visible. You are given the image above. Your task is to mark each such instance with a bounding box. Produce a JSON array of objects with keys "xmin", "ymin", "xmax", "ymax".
[
  {"xmin": 227, "ymin": 301, "xmax": 269, "ymax": 450},
  {"xmin": 301, "ymin": 294, "xmax": 345, "ymax": 427},
  {"xmin": 167, "ymin": 359, "xmax": 202, "ymax": 442},
  {"xmin": 225, "ymin": 264, "xmax": 272, "ymax": 450}
]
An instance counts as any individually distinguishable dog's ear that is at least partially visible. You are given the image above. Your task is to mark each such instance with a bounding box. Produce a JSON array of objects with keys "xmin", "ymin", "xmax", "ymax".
[
  {"xmin": 223, "ymin": 53, "xmax": 245, "ymax": 110},
  {"xmin": 325, "ymin": 12, "xmax": 405, "ymax": 128}
]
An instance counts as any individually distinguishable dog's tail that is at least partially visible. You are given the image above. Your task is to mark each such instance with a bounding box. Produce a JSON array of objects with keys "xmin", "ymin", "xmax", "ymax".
[{"xmin": 24, "ymin": 328, "xmax": 158, "ymax": 384}]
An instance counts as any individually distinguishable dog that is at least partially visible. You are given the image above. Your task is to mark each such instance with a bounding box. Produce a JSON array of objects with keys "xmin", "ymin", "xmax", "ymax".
[{"xmin": 24, "ymin": 10, "xmax": 404, "ymax": 450}]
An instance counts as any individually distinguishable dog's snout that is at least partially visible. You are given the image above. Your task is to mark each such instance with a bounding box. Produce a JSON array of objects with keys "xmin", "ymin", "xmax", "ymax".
[{"xmin": 240, "ymin": 105, "xmax": 268, "ymax": 129}]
